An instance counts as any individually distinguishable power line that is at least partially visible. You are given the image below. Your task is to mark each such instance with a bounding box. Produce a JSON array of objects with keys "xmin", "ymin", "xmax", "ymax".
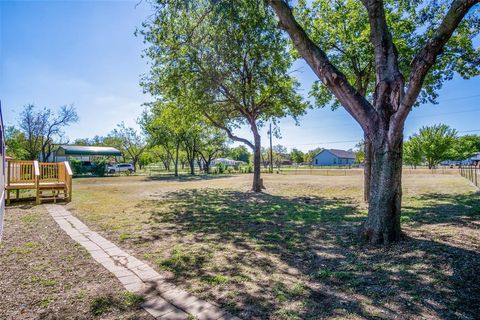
[
  {"xmin": 435, "ymin": 93, "xmax": 480, "ymax": 102},
  {"xmin": 282, "ymin": 139, "xmax": 359, "ymax": 147},
  {"xmin": 410, "ymin": 108, "xmax": 480, "ymax": 119},
  {"xmin": 278, "ymin": 130, "xmax": 480, "ymax": 148}
]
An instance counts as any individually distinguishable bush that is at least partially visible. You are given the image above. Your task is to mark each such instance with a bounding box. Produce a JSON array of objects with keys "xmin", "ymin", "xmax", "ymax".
[
  {"xmin": 70, "ymin": 158, "xmax": 107, "ymax": 176},
  {"xmin": 91, "ymin": 159, "xmax": 107, "ymax": 177},
  {"xmin": 70, "ymin": 159, "xmax": 87, "ymax": 175},
  {"xmin": 215, "ymin": 162, "xmax": 226, "ymax": 174}
]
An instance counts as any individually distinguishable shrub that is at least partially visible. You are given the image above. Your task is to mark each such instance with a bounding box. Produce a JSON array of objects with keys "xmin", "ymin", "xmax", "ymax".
[
  {"xmin": 91, "ymin": 159, "xmax": 107, "ymax": 177},
  {"xmin": 70, "ymin": 159, "xmax": 86, "ymax": 175},
  {"xmin": 215, "ymin": 162, "xmax": 226, "ymax": 174}
]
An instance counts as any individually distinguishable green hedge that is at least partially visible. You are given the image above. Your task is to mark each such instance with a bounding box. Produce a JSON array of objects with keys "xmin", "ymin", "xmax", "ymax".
[{"xmin": 70, "ymin": 159, "xmax": 107, "ymax": 177}]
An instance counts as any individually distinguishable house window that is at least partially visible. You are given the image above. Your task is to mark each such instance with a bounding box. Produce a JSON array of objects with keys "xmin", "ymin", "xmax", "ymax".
[{"xmin": 315, "ymin": 159, "xmax": 318, "ymax": 165}]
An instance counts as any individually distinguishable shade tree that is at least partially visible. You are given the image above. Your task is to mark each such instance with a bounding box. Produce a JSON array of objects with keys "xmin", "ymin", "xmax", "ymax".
[
  {"xmin": 140, "ymin": 0, "xmax": 308, "ymax": 191},
  {"xmin": 266, "ymin": 0, "xmax": 479, "ymax": 243}
]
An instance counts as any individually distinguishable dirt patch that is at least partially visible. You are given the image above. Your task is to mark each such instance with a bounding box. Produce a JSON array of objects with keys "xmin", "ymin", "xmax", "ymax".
[{"xmin": 0, "ymin": 204, "xmax": 152, "ymax": 320}]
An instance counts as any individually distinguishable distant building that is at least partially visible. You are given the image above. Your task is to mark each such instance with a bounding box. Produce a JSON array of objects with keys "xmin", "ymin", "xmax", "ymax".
[
  {"xmin": 312, "ymin": 149, "xmax": 355, "ymax": 166},
  {"xmin": 470, "ymin": 152, "xmax": 480, "ymax": 166},
  {"xmin": 211, "ymin": 158, "xmax": 245, "ymax": 167},
  {"xmin": 441, "ymin": 152, "xmax": 480, "ymax": 167},
  {"xmin": 42, "ymin": 145, "xmax": 122, "ymax": 163}
]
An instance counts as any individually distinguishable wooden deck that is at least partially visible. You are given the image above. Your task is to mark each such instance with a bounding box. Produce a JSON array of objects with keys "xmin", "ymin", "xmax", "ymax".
[{"xmin": 6, "ymin": 160, "xmax": 73, "ymax": 204}]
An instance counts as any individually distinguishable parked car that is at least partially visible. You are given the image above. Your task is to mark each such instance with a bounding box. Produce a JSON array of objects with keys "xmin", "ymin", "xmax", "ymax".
[{"xmin": 106, "ymin": 163, "xmax": 134, "ymax": 174}]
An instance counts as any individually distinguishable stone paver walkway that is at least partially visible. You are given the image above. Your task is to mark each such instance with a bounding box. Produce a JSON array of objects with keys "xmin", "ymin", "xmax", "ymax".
[{"xmin": 46, "ymin": 204, "xmax": 240, "ymax": 320}]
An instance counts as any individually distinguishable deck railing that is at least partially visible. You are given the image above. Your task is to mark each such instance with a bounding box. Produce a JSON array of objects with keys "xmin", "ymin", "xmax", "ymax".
[
  {"xmin": 40, "ymin": 162, "xmax": 59, "ymax": 182},
  {"xmin": 6, "ymin": 160, "xmax": 73, "ymax": 204},
  {"xmin": 6, "ymin": 160, "xmax": 38, "ymax": 185}
]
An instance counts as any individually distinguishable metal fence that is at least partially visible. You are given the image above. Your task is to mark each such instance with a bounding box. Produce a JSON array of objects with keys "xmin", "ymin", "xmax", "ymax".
[{"xmin": 459, "ymin": 165, "xmax": 479, "ymax": 188}]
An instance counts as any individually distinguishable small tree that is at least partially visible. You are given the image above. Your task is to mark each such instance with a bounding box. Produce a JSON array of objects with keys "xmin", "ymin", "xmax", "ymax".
[
  {"xmin": 403, "ymin": 137, "xmax": 423, "ymax": 169},
  {"xmin": 147, "ymin": 145, "xmax": 173, "ymax": 171},
  {"xmin": 413, "ymin": 124, "xmax": 457, "ymax": 169},
  {"xmin": 354, "ymin": 140, "xmax": 365, "ymax": 164},
  {"xmin": 272, "ymin": 145, "xmax": 289, "ymax": 169},
  {"xmin": 196, "ymin": 128, "xmax": 228, "ymax": 174},
  {"xmin": 110, "ymin": 123, "xmax": 147, "ymax": 172},
  {"xmin": 229, "ymin": 145, "xmax": 251, "ymax": 164},
  {"xmin": 305, "ymin": 147, "xmax": 322, "ymax": 165},
  {"xmin": 290, "ymin": 148, "xmax": 305, "ymax": 164},
  {"xmin": 141, "ymin": 102, "xmax": 192, "ymax": 177},
  {"xmin": 5, "ymin": 126, "xmax": 28, "ymax": 159},
  {"xmin": 451, "ymin": 135, "xmax": 479, "ymax": 161}
]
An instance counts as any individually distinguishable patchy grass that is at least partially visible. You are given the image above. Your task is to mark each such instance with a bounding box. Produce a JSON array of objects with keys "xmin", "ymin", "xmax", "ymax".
[
  {"xmin": 0, "ymin": 205, "xmax": 151, "ymax": 319},
  {"xmin": 90, "ymin": 291, "xmax": 143, "ymax": 316},
  {"xmin": 62, "ymin": 173, "xmax": 480, "ymax": 319}
]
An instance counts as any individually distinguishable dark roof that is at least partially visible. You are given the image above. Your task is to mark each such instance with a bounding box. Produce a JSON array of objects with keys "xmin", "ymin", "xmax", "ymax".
[
  {"xmin": 58, "ymin": 145, "xmax": 122, "ymax": 156},
  {"xmin": 328, "ymin": 149, "xmax": 355, "ymax": 159}
]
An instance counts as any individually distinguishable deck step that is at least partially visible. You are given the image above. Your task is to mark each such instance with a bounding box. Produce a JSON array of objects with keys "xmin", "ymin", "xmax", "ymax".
[{"xmin": 38, "ymin": 187, "xmax": 68, "ymax": 204}]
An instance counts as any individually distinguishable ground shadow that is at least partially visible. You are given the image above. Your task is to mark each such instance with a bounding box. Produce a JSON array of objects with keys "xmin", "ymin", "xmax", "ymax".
[
  {"xmin": 402, "ymin": 191, "xmax": 480, "ymax": 226},
  {"xmin": 137, "ymin": 189, "xmax": 479, "ymax": 319},
  {"xmin": 144, "ymin": 174, "xmax": 236, "ymax": 183}
]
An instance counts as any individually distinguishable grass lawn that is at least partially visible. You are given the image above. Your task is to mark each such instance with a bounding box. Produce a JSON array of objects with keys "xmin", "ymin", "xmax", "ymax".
[
  {"xmin": 65, "ymin": 173, "xmax": 480, "ymax": 319},
  {"xmin": 4, "ymin": 172, "xmax": 478, "ymax": 319},
  {"xmin": 0, "ymin": 205, "xmax": 150, "ymax": 320}
]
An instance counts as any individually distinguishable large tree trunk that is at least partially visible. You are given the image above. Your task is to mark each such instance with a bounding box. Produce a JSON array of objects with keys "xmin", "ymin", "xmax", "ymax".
[
  {"xmin": 251, "ymin": 125, "xmax": 262, "ymax": 192},
  {"xmin": 360, "ymin": 132, "xmax": 403, "ymax": 244}
]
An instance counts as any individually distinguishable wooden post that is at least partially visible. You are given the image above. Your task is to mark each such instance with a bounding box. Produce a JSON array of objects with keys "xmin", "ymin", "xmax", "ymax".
[
  {"xmin": 34, "ymin": 161, "xmax": 40, "ymax": 205},
  {"xmin": 65, "ymin": 161, "xmax": 73, "ymax": 202}
]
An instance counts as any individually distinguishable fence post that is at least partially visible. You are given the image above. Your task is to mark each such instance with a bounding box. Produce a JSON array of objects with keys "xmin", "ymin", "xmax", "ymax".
[{"xmin": 475, "ymin": 167, "xmax": 478, "ymax": 187}]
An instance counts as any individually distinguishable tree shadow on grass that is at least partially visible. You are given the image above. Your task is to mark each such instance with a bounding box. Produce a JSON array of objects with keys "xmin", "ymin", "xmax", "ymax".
[
  {"xmin": 139, "ymin": 189, "xmax": 480, "ymax": 319},
  {"xmin": 401, "ymin": 191, "xmax": 480, "ymax": 227},
  {"xmin": 144, "ymin": 174, "xmax": 236, "ymax": 183}
]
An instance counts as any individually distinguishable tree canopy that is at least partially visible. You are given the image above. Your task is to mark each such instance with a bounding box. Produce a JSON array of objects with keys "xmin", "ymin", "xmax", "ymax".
[
  {"xmin": 294, "ymin": 0, "xmax": 479, "ymax": 109},
  {"xmin": 140, "ymin": 0, "xmax": 309, "ymax": 191},
  {"xmin": 266, "ymin": 0, "xmax": 479, "ymax": 244}
]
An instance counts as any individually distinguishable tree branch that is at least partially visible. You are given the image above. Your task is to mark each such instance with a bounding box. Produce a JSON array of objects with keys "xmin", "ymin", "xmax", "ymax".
[
  {"xmin": 267, "ymin": 0, "xmax": 377, "ymax": 132},
  {"xmin": 394, "ymin": 0, "xmax": 479, "ymax": 125},
  {"xmin": 361, "ymin": 0, "xmax": 402, "ymax": 83},
  {"xmin": 203, "ymin": 112, "xmax": 254, "ymax": 150}
]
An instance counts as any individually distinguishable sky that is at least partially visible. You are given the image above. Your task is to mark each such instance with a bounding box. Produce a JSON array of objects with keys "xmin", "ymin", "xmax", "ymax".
[{"xmin": 1, "ymin": 0, "xmax": 479, "ymax": 152}]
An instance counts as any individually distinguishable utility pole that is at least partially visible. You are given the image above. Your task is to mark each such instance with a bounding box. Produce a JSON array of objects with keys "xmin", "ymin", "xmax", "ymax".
[{"xmin": 269, "ymin": 123, "xmax": 273, "ymax": 173}]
